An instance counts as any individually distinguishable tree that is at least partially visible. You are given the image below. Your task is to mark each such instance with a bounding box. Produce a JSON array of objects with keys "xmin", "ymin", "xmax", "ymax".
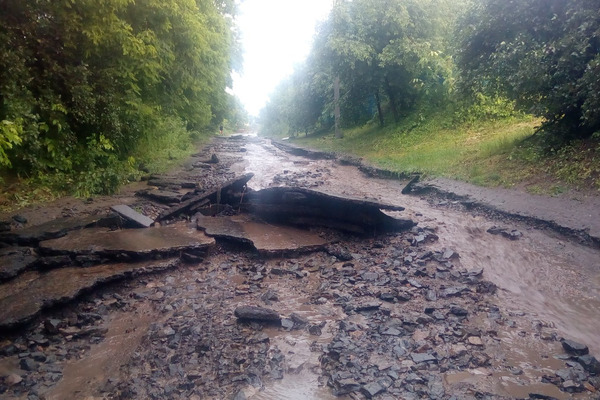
[
  {"xmin": 457, "ymin": 0, "xmax": 600, "ymax": 140},
  {"xmin": 311, "ymin": 0, "xmax": 462, "ymax": 127},
  {"xmin": 0, "ymin": 0, "xmax": 238, "ymax": 193}
]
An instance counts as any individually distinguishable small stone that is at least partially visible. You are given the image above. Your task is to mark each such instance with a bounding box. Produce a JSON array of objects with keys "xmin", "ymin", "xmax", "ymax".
[
  {"xmin": 425, "ymin": 290, "xmax": 437, "ymax": 301},
  {"xmin": 309, "ymin": 323, "xmax": 324, "ymax": 336},
  {"xmin": 450, "ymin": 306, "xmax": 468, "ymax": 316},
  {"xmin": 407, "ymin": 279, "xmax": 423, "ymax": 288},
  {"xmin": 562, "ymin": 379, "xmax": 582, "ymax": 392},
  {"xmin": 362, "ymin": 272, "xmax": 379, "ymax": 281},
  {"xmin": 562, "ymin": 339, "xmax": 589, "ymax": 356},
  {"xmin": 577, "ymin": 355, "xmax": 600, "ymax": 374},
  {"xmin": 396, "ymin": 291, "xmax": 412, "ymax": 302},
  {"xmin": 381, "ymin": 327, "xmax": 402, "ymax": 336},
  {"xmin": 232, "ymin": 390, "xmax": 247, "ymax": 400},
  {"xmin": 30, "ymin": 351, "xmax": 47, "ymax": 362},
  {"xmin": 361, "ymin": 382, "xmax": 385, "ymax": 398},
  {"xmin": 13, "ymin": 215, "xmax": 27, "ymax": 224},
  {"xmin": 281, "ymin": 318, "xmax": 294, "ymax": 330},
  {"xmin": 6, "ymin": 373, "xmax": 23, "ymax": 386},
  {"xmin": 44, "ymin": 319, "xmax": 64, "ymax": 334},
  {"xmin": 442, "ymin": 249, "xmax": 457, "ymax": 260},
  {"xmin": 19, "ymin": 358, "xmax": 38, "ymax": 371},
  {"xmin": 290, "ymin": 313, "xmax": 308, "ymax": 328},
  {"xmin": 410, "ymin": 353, "xmax": 437, "ymax": 363},
  {"xmin": 355, "ymin": 301, "xmax": 381, "ymax": 312},
  {"xmin": 159, "ymin": 327, "xmax": 176, "ymax": 337},
  {"xmin": 468, "ymin": 336, "xmax": 484, "ymax": 346},
  {"xmin": 450, "ymin": 344, "xmax": 467, "ymax": 357}
]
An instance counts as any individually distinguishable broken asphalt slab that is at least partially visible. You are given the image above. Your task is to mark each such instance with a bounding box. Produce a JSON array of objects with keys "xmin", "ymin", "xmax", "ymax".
[
  {"xmin": 110, "ymin": 205, "xmax": 154, "ymax": 228},
  {"xmin": 0, "ymin": 258, "xmax": 180, "ymax": 329},
  {"xmin": 407, "ymin": 177, "xmax": 600, "ymax": 246},
  {"xmin": 0, "ymin": 247, "xmax": 37, "ymax": 282},
  {"xmin": 196, "ymin": 214, "xmax": 329, "ymax": 254},
  {"xmin": 38, "ymin": 222, "xmax": 215, "ymax": 261},
  {"xmin": 241, "ymin": 187, "xmax": 415, "ymax": 234},
  {"xmin": 0, "ymin": 214, "xmax": 115, "ymax": 246}
]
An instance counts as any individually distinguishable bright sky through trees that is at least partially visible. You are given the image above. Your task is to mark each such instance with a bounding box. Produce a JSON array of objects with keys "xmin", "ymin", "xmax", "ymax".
[{"xmin": 232, "ymin": 0, "xmax": 333, "ymax": 116}]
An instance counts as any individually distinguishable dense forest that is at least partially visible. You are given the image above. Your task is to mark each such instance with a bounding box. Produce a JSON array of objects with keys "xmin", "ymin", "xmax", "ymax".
[
  {"xmin": 259, "ymin": 0, "xmax": 600, "ymax": 148},
  {"xmin": 0, "ymin": 0, "xmax": 245, "ymax": 196}
]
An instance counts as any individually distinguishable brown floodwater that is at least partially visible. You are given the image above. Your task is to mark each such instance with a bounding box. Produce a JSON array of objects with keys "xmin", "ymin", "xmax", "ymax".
[{"xmin": 234, "ymin": 137, "xmax": 600, "ymax": 398}]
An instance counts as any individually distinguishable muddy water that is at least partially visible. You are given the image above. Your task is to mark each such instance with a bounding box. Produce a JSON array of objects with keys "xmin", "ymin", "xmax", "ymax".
[
  {"xmin": 237, "ymin": 138, "xmax": 600, "ymax": 356},
  {"xmin": 235, "ymin": 272, "xmax": 348, "ymax": 400},
  {"xmin": 45, "ymin": 303, "xmax": 155, "ymax": 399}
]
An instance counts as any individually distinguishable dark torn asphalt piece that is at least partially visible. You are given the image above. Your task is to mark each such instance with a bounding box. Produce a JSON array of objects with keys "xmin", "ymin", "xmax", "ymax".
[
  {"xmin": 39, "ymin": 223, "xmax": 215, "ymax": 261},
  {"xmin": 0, "ymin": 214, "xmax": 114, "ymax": 246},
  {"xmin": 110, "ymin": 205, "xmax": 154, "ymax": 228},
  {"xmin": 196, "ymin": 213, "xmax": 329, "ymax": 253},
  {"xmin": 0, "ymin": 258, "xmax": 180, "ymax": 329},
  {"xmin": 241, "ymin": 186, "xmax": 415, "ymax": 234}
]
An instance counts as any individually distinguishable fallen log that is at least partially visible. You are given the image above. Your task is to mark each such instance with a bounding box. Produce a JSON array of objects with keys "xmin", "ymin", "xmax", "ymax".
[{"xmin": 156, "ymin": 173, "xmax": 254, "ymax": 222}]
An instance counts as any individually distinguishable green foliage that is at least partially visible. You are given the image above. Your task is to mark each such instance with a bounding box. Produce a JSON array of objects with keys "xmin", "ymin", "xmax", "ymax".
[
  {"xmin": 0, "ymin": 120, "xmax": 23, "ymax": 166},
  {"xmin": 457, "ymin": 0, "xmax": 600, "ymax": 141},
  {"xmin": 259, "ymin": 0, "xmax": 469, "ymax": 137},
  {"xmin": 0, "ymin": 0, "xmax": 239, "ymax": 196}
]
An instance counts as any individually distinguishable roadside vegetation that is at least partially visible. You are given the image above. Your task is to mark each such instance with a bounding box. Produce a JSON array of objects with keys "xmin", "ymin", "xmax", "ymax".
[
  {"xmin": 259, "ymin": 0, "xmax": 600, "ymax": 193},
  {"xmin": 0, "ymin": 0, "xmax": 247, "ymax": 206}
]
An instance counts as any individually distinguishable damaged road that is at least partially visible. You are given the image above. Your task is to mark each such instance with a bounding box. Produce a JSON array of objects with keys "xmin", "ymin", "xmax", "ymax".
[{"xmin": 1, "ymin": 134, "xmax": 600, "ymax": 400}]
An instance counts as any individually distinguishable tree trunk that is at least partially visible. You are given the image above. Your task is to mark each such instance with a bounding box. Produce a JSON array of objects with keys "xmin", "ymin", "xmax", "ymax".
[
  {"xmin": 334, "ymin": 76, "xmax": 342, "ymax": 138},
  {"xmin": 375, "ymin": 91, "xmax": 384, "ymax": 127},
  {"xmin": 384, "ymin": 77, "xmax": 400, "ymax": 123}
]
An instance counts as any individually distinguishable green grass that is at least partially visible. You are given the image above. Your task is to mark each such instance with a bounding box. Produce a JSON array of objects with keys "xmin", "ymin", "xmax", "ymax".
[
  {"xmin": 291, "ymin": 110, "xmax": 600, "ymax": 192},
  {"xmin": 293, "ymin": 111, "xmax": 540, "ymax": 186}
]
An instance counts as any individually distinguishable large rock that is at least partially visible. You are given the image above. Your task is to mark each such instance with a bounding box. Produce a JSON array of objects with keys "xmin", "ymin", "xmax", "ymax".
[
  {"xmin": 234, "ymin": 306, "xmax": 281, "ymax": 322},
  {"xmin": 0, "ymin": 258, "xmax": 180, "ymax": 329},
  {"xmin": 561, "ymin": 339, "xmax": 589, "ymax": 356}
]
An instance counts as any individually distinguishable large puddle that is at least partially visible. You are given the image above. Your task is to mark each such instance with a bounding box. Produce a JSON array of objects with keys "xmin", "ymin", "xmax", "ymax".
[{"xmin": 234, "ymin": 138, "xmax": 600, "ymax": 397}]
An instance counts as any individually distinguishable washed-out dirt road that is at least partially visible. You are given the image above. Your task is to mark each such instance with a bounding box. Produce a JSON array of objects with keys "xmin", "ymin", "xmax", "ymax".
[{"xmin": 1, "ymin": 135, "xmax": 599, "ymax": 400}]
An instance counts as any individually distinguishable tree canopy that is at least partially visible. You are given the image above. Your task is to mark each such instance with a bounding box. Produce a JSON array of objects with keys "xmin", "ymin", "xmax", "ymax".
[
  {"xmin": 259, "ymin": 0, "xmax": 465, "ymax": 137},
  {"xmin": 259, "ymin": 0, "xmax": 600, "ymax": 145},
  {"xmin": 0, "ymin": 0, "xmax": 240, "ymax": 193},
  {"xmin": 454, "ymin": 0, "xmax": 599, "ymax": 140}
]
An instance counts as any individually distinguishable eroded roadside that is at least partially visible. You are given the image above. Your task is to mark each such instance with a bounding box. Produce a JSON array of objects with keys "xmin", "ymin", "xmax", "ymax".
[{"xmin": 0, "ymin": 135, "xmax": 599, "ymax": 400}]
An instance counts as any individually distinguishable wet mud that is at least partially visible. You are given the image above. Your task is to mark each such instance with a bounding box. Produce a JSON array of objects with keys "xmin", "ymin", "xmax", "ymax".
[{"xmin": 1, "ymin": 135, "xmax": 599, "ymax": 399}]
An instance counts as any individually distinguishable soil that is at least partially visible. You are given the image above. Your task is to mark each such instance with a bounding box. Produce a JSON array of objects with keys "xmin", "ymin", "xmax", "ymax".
[{"xmin": 1, "ymin": 134, "xmax": 599, "ymax": 399}]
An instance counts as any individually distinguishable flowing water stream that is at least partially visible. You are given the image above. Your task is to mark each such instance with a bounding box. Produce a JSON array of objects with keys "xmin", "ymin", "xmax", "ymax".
[{"xmin": 233, "ymin": 137, "xmax": 600, "ymax": 399}]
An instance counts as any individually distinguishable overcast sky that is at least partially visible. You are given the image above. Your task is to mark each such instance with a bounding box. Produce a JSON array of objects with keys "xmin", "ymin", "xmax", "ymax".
[{"xmin": 231, "ymin": 0, "xmax": 333, "ymax": 116}]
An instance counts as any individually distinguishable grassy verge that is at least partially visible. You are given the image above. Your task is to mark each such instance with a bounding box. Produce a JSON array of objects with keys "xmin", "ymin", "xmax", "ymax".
[
  {"xmin": 290, "ymin": 111, "xmax": 600, "ymax": 194},
  {"xmin": 0, "ymin": 133, "xmax": 213, "ymax": 213}
]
